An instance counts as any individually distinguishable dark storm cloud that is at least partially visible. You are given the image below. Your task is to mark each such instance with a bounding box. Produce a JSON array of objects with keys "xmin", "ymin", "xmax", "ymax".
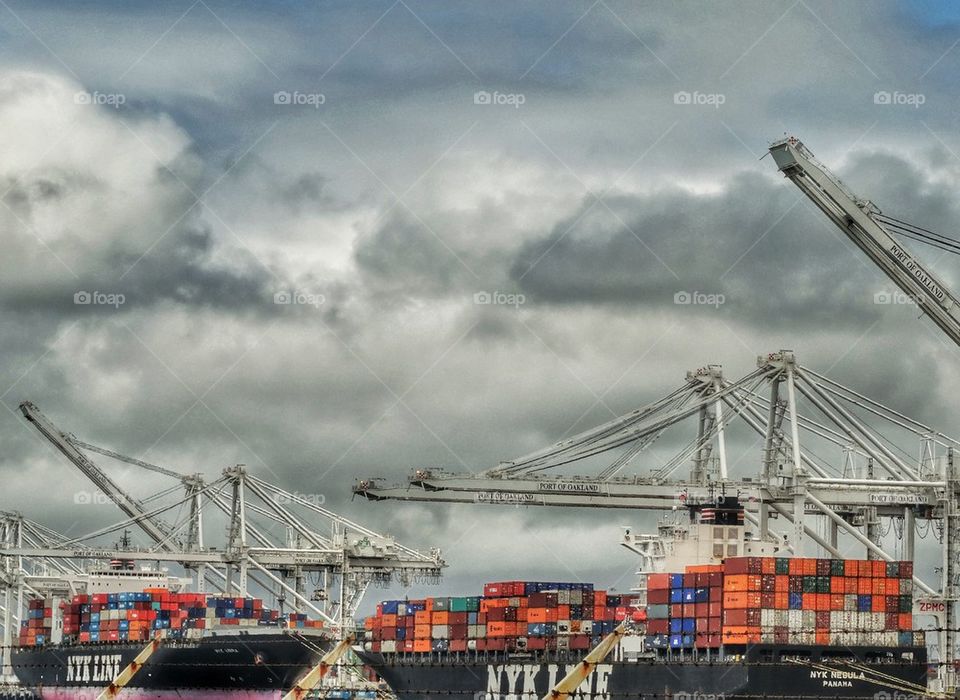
[{"xmin": 510, "ymin": 152, "xmax": 960, "ymax": 328}]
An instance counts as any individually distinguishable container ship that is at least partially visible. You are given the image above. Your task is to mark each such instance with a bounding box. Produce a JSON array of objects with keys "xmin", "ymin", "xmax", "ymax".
[
  {"xmin": 357, "ymin": 499, "xmax": 931, "ymax": 699},
  {"xmin": 8, "ymin": 561, "xmax": 331, "ymax": 699}
]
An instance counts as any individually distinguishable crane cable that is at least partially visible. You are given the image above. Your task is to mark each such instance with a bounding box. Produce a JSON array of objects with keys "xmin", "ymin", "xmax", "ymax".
[{"xmin": 876, "ymin": 213, "xmax": 960, "ymax": 256}]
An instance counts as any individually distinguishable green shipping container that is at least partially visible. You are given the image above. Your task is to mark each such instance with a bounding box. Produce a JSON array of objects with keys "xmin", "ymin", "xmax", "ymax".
[
  {"xmin": 449, "ymin": 597, "xmax": 480, "ymax": 612},
  {"xmin": 775, "ymin": 558, "xmax": 790, "ymax": 574}
]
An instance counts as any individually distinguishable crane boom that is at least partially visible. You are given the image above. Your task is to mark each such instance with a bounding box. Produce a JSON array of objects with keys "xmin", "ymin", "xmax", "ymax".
[
  {"xmin": 19, "ymin": 401, "xmax": 174, "ymax": 548},
  {"xmin": 768, "ymin": 137, "xmax": 960, "ymax": 347}
]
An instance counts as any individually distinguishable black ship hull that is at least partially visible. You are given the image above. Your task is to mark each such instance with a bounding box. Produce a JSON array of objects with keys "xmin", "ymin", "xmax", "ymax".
[
  {"xmin": 10, "ymin": 632, "xmax": 328, "ymax": 699},
  {"xmin": 359, "ymin": 645, "xmax": 929, "ymax": 700}
]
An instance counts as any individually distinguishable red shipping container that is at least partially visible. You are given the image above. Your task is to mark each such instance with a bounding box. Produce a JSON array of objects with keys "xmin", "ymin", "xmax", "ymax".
[
  {"xmin": 708, "ymin": 602, "xmax": 722, "ymax": 617},
  {"xmin": 647, "ymin": 589, "xmax": 669, "ymax": 605},
  {"xmin": 694, "ymin": 603, "xmax": 709, "ymax": 617},
  {"xmin": 647, "ymin": 619, "xmax": 669, "ymax": 635},
  {"xmin": 709, "ymin": 587, "xmax": 722, "ymax": 603},
  {"xmin": 670, "ymin": 604, "xmax": 683, "ymax": 617},
  {"xmin": 646, "ymin": 573, "xmax": 670, "ymax": 590}
]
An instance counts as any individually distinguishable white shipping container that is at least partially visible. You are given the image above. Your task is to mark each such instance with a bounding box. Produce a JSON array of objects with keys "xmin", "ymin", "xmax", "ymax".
[
  {"xmin": 581, "ymin": 621, "xmax": 593, "ymax": 635},
  {"xmin": 558, "ymin": 590, "xmax": 570, "ymax": 605},
  {"xmin": 761, "ymin": 609, "xmax": 775, "ymax": 627},
  {"xmin": 397, "ymin": 604, "xmax": 407, "ymax": 616},
  {"xmin": 431, "ymin": 625, "xmax": 448, "ymax": 639},
  {"xmin": 570, "ymin": 590, "xmax": 582, "ymax": 606},
  {"xmin": 788, "ymin": 610, "xmax": 803, "ymax": 627},
  {"xmin": 844, "ymin": 594, "xmax": 857, "ymax": 611},
  {"xmin": 775, "ymin": 610, "xmax": 788, "ymax": 626},
  {"xmin": 381, "ymin": 640, "xmax": 397, "ymax": 653},
  {"xmin": 801, "ymin": 611, "xmax": 816, "ymax": 628},
  {"xmin": 760, "ymin": 630, "xmax": 775, "ymax": 644}
]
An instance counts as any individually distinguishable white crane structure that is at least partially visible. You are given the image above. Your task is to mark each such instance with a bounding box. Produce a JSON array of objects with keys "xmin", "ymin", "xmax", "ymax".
[
  {"xmin": 0, "ymin": 401, "xmax": 444, "ymax": 676},
  {"xmin": 355, "ymin": 137, "xmax": 960, "ymax": 692}
]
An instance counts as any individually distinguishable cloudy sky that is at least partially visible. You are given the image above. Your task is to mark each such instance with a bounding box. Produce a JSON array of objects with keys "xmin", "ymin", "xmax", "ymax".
[{"xmin": 2, "ymin": 0, "xmax": 960, "ymax": 611}]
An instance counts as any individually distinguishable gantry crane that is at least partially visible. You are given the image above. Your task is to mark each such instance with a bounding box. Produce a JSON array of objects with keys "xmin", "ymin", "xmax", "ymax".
[
  {"xmin": 767, "ymin": 135, "xmax": 960, "ymax": 692},
  {"xmin": 351, "ymin": 137, "xmax": 960, "ymax": 691},
  {"xmin": 3, "ymin": 402, "xmax": 444, "ymax": 661}
]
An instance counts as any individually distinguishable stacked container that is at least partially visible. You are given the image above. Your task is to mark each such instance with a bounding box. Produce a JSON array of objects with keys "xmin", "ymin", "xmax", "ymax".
[
  {"xmin": 720, "ymin": 557, "xmax": 917, "ymax": 647},
  {"xmin": 18, "ymin": 589, "xmax": 323, "ymax": 647},
  {"xmin": 644, "ymin": 564, "xmax": 724, "ymax": 650},
  {"xmin": 367, "ymin": 558, "xmax": 922, "ymax": 656},
  {"xmin": 18, "ymin": 598, "xmax": 53, "ymax": 647},
  {"xmin": 364, "ymin": 582, "xmax": 645, "ymax": 654}
]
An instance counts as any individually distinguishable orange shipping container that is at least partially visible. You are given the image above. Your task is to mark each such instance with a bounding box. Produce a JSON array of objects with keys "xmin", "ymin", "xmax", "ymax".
[
  {"xmin": 873, "ymin": 578, "xmax": 887, "ymax": 595},
  {"xmin": 724, "ymin": 575, "xmax": 749, "ymax": 592},
  {"xmin": 802, "ymin": 593, "xmax": 817, "ymax": 610},
  {"xmin": 830, "ymin": 594, "xmax": 845, "ymax": 611},
  {"xmin": 381, "ymin": 614, "xmax": 397, "ymax": 627},
  {"xmin": 872, "ymin": 560, "xmax": 886, "ymax": 577},
  {"xmin": 816, "ymin": 630, "xmax": 831, "ymax": 645},
  {"xmin": 774, "ymin": 575, "xmax": 789, "ymax": 592},
  {"xmin": 527, "ymin": 608, "xmax": 549, "ymax": 623},
  {"xmin": 487, "ymin": 621, "xmax": 507, "ymax": 637},
  {"xmin": 845, "ymin": 578, "xmax": 859, "ymax": 594},
  {"xmin": 858, "ymin": 579, "xmax": 872, "ymax": 595},
  {"xmin": 761, "ymin": 558, "xmax": 776, "ymax": 574},
  {"xmin": 899, "ymin": 613, "xmax": 912, "ymax": 629},
  {"xmin": 830, "ymin": 577, "xmax": 845, "ymax": 594},
  {"xmin": 774, "ymin": 592, "xmax": 789, "ymax": 610},
  {"xmin": 872, "ymin": 596, "xmax": 886, "ymax": 613},
  {"xmin": 432, "ymin": 611, "xmax": 449, "ymax": 625},
  {"xmin": 414, "ymin": 624, "xmax": 431, "ymax": 638},
  {"xmin": 414, "ymin": 611, "xmax": 431, "ymax": 625},
  {"xmin": 413, "ymin": 639, "xmax": 431, "ymax": 652}
]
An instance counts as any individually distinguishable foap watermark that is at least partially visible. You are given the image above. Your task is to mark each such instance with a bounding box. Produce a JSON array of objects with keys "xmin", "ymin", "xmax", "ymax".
[
  {"xmin": 74, "ymin": 290, "xmax": 126, "ymax": 308},
  {"xmin": 74, "ymin": 90, "xmax": 126, "ymax": 109},
  {"xmin": 74, "ymin": 490, "xmax": 112, "ymax": 506},
  {"xmin": 473, "ymin": 90, "xmax": 525, "ymax": 108},
  {"xmin": 274, "ymin": 492, "xmax": 326, "ymax": 506},
  {"xmin": 674, "ymin": 290, "xmax": 725, "ymax": 308},
  {"xmin": 873, "ymin": 91, "xmax": 925, "ymax": 108},
  {"xmin": 874, "ymin": 692, "xmax": 923, "ymax": 700},
  {"xmin": 674, "ymin": 90, "xmax": 725, "ymax": 108},
  {"xmin": 273, "ymin": 290, "xmax": 325, "ymax": 308},
  {"xmin": 675, "ymin": 693, "xmax": 726, "ymax": 700},
  {"xmin": 874, "ymin": 290, "xmax": 924, "ymax": 306},
  {"xmin": 473, "ymin": 290, "xmax": 526, "ymax": 308},
  {"xmin": 274, "ymin": 90, "xmax": 326, "ymax": 108}
]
